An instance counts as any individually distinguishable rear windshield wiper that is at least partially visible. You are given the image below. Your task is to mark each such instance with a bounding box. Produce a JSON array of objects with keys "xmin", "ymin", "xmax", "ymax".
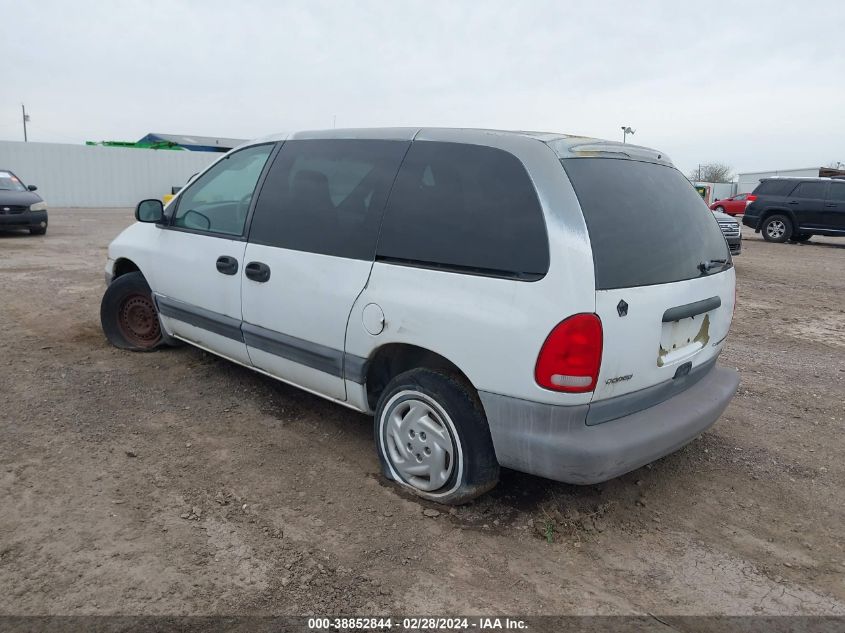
[{"xmin": 698, "ymin": 259, "xmax": 730, "ymax": 274}]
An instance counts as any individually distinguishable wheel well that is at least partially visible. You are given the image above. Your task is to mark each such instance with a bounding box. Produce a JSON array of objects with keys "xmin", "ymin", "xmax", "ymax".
[
  {"xmin": 365, "ymin": 344, "xmax": 473, "ymax": 410},
  {"xmin": 760, "ymin": 208, "xmax": 795, "ymax": 227},
  {"xmin": 113, "ymin": 258, "xmax": 140, "ymax": 279}
]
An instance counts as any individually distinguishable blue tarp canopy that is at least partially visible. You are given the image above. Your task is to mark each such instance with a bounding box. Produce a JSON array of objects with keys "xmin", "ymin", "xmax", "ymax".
[{"xmin": 138, "ymin": 133, "xmax": 246, "ymax": 152}]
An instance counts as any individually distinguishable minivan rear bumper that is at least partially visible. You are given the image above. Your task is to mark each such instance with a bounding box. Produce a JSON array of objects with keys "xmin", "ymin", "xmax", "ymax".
[{"xmin": 479, "ymin": 364, "xmax": 739, "ymax": 485}]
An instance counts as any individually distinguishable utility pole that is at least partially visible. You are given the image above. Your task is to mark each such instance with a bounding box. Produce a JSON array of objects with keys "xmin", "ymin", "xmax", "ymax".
[{"xmin": 22, "ymin": 104, "xmax": 30, "ymax": 142}]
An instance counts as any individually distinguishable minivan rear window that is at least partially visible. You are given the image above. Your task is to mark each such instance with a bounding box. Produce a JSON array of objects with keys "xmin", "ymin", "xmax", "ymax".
[{"xmin": 561, "ymin": 158, "xmax": 730, "ymax": 290}]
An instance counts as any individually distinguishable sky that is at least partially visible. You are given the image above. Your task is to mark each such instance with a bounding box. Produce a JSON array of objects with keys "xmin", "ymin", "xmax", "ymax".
[{"xmin": 4, "ymin": 0, "xmax": 844, "ymax": 176}]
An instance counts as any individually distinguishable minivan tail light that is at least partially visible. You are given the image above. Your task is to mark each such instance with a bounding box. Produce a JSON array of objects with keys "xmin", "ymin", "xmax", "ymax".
[{"xmin": 535, "ymin": 314, "xmax": 603, "ymax": 393}]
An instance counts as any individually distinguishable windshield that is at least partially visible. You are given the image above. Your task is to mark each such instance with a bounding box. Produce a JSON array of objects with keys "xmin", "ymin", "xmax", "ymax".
[
  {"xmin": 561, "ymin": 158, "xmax": 731, "ymax": 290},
  {"xmin": 0, "ymin": 171, "xmax": 27, "ymax": 192}
]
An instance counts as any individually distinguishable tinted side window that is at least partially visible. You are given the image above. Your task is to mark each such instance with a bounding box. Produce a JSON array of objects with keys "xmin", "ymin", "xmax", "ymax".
[
  {"xmin": 248, "ymin": 140, "xmax": 409, "ymax": 260},
  {"xmin": 828, "ymin": 182, "xmax": 845, "ymax": 203},
  {"xmin": 173, "ymin": 144, "xmax": 274, "ymax": 235},
  {"xmin": 790, "ymin": 181, "xmax": 827, "ymax": 199},
  {"xmin": 754, "ymin": 180, "xmax": 796, "ymax": 196},
  {"xmin": 377, "ymin": 142, "xmax": 548, "ymax": 279}
]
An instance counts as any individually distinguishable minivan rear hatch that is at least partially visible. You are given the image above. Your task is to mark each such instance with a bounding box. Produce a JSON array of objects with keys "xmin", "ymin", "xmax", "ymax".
[{"xmin": 560, "ymin": 157, "xmax": 735, "ymax": 420}]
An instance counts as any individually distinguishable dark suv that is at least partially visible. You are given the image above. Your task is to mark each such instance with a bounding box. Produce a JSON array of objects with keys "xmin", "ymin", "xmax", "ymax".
[{"xmin": 742, "ymin": 177, "xmax": 845, "ymax": 243}]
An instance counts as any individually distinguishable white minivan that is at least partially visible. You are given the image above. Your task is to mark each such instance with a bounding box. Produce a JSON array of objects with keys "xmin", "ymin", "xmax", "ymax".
[{"xmin": 102, "ymin": 128, "xmax": 739, "ymax": 504}]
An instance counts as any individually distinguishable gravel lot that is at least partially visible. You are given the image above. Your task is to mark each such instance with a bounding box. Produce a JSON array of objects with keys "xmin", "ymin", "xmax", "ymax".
[{"xmin": 1, "ymin": 208, "xmax": 843, "ymax": 616}]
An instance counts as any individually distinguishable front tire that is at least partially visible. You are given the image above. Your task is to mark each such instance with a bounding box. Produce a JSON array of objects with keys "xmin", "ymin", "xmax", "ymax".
[
  {"xmin": 715, "ymin": 206, "xmax": 726, "ymax": 214},
  {"xmin": 761, "ymin": 214, "xmax": 792, "ymax": 243},
  {"xmin": 100, "ymin": 272, "xmax": 163, "ymax": 351},
  {"xmin": 374, "ymin": 369, "xmax": 499, "ymax": 505},
  {"xmin": 29, "ymin": 226, "xmax": 46, "ymax": 235}
]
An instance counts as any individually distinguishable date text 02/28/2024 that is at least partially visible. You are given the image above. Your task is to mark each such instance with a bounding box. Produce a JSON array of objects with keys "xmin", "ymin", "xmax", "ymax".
[{"xmin": 307, "ymin": 617, "xmax": 529, "ymax": 630}]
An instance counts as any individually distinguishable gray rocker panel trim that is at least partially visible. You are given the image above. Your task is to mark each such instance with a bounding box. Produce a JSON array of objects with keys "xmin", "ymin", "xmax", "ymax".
[
  {"xmin": 155, "ymin": 294, "xmax": 244, "ymax": 343},
  {"xmin": 154, "ymin": 294, "xmax": 367, "ymax": 383},
  {"xmin": 343, "ymin": 354, "xmax": 369, "ymax": 385},
  {"xmin": 243, "ymin": 324, "xmax": 368, "ymax": 384},
  {"xmin": 242, "ymin": 323, "xmax": 343, "ymax": 378}
]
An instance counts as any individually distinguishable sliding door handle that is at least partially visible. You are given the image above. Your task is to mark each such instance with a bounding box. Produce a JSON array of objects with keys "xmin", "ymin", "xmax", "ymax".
[{"xmin": 245, "ymin": 261, "xmax": 271, "ymax": 282}]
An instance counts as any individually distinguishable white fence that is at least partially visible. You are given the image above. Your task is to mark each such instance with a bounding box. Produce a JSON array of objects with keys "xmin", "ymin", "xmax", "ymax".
[
  {"xmin": 0, "ymin": 140, "xmax": 221, "ymax": 207},
  {"xmin": 736, "ymin": 168, "xmax": 821, "ymax": 194}
]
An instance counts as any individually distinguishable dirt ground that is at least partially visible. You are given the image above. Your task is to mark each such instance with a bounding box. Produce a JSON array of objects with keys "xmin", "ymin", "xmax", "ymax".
[{"xmin": 1, "ymin": 208, "xmax": 843, "ymax": 616}]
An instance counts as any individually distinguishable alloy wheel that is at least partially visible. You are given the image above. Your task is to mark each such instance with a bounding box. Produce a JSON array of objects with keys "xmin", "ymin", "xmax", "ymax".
[{"xmin": 766, "ymin": 219, "xmax": 786, "ymax": 239}]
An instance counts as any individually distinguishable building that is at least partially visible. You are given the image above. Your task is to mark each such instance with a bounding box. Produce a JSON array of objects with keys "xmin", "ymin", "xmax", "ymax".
[
  {"xmin": 136, "ymin": 133, "xmax": 247, "ymax": 153},
  {"xmin": 736, "ymin": 166, "xmax": 845, "ymax": 194}
]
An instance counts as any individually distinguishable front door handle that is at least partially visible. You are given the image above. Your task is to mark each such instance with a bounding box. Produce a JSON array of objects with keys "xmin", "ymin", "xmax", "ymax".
[
  {"xmin": 245, "ymin": 261, "xmax": 271, "ymax": 282},
  {"xmin": 825, "ymin": 203, "xmax": 837, "ymax": 208},
  {"xmin": 787, "ymin": 200, "xmax": 799, "ymax": 205},
  {"xmin": 216, "ymin": 255, "xmax": 239, "ymax": 275}
]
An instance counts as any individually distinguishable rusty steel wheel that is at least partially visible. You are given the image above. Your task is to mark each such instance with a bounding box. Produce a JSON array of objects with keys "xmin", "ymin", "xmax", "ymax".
[
  {"xmin": 117, "ymin": 293, "xmax": 161, "ymax": 348},
  {"xmin": 101, "ymin": 271, "xmax": 163, "ymax": 351}
]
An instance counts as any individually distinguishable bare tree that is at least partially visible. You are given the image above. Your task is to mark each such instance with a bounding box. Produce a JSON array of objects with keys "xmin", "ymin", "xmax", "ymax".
[
  {"xmin": 825, "ymin": 160, "xmax": 844, "ymax": 170},
  {"xmin": 688, "ymin": 163, "xmax": 734, "ymax": 183}
]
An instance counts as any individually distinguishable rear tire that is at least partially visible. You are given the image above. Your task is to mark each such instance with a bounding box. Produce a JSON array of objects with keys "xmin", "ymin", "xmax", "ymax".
[
  {"xmin": 761, "ymin": 214, "xmax": 792, "ymax": 243},
  {"xmin": 715, "ymin": 206, "xmax": 726, "ymax": 214},
  {"xmin": 791, "ymin": 233, "xmax": 812, "ymax": 243},
  {"xmin": 100, "ymin": 272, "xmax": 163, "ymax": 351},
  {"xmin": 374, "ymin": 368, "xmax": 499, "ymax": 505}
]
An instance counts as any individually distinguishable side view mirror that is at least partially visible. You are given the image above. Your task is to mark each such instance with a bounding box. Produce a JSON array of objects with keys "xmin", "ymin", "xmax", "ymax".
[
  {"xmin": 136, "ymin": 199, "xmax": 165, "ymax": 223},
  {"xmin": 27, "ymin": 184, "xmax": 37, "ymax": 191}
]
